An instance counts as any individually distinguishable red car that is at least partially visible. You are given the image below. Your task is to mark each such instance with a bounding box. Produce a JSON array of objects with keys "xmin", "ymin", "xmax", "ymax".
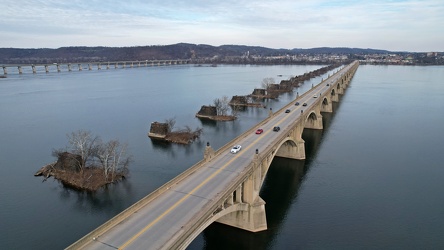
[{"xmin": 255, "ymin": 129, "xmax": 264, "ymax": 134}]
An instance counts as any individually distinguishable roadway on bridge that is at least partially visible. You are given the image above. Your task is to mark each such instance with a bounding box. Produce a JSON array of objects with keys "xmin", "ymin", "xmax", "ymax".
[{"xmin": 78, "ymin": 64, "xmax": 353, "ymax": 250}]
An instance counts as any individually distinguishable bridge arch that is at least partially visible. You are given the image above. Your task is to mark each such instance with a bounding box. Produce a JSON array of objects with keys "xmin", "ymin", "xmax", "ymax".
[
  {"xmin": 321, "ymin": 96, "xmax": 333, "ymax": 112},
  {"xmin": 304, "ymin": 110, "xmax": 323, "ymax": 130}
]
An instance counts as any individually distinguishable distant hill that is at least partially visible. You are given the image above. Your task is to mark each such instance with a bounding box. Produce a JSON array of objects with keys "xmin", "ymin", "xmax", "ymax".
[{"xmin": 0, "ymin": 43, "xmax": 395, "ymax": 64}]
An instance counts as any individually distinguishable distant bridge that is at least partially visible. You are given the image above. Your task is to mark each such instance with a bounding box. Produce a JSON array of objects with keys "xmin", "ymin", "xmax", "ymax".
[
  {"xmin": 66, "ymin": 61, "xmax": 359, "ymax": 250},
  {"xmin": 1, "ymin": 60, "xmax": 190, "ymax": 74}
]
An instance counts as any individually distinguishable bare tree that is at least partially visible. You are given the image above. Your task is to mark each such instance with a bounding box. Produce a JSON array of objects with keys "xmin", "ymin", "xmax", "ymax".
[
  {"xmin": 213, "ymin": 98, "xmax": 222, "ymax": 116},
  {"xmin": 261, "ymin": 77, "xmax": 275, "ymax": 89},
  {"xmin": 67, "ymin": 130, "xmax": 99, "ymax": 172},
  {"xmin": 230, "ymin": 104, "xmax": 241, "ymax": 117},
  {"xmin": 95, "ymin": 139, "xmax": 130, "ymax": 181},
  {"xmin": 165, "ymin": 117, "xmax": 176, "ymax": 133},
  {"xmin": 219, "ymin": 96, "xmax": 230, "ymax": 116}
]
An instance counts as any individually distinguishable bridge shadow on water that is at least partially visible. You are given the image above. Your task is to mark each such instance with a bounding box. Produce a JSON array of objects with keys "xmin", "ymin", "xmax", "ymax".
[{"xmin": 189, "ymin": 100, "xmax": 345, "ymax": 250}]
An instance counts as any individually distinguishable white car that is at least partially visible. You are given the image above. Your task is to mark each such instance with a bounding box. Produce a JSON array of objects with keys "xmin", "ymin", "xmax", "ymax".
[
  {"xmin": 231, "ymin": 145, "xmax": 242, "ymax": 154},
  {"xmin": 313, "ymin": 94, "xmax": 318, "ymax": 98}
]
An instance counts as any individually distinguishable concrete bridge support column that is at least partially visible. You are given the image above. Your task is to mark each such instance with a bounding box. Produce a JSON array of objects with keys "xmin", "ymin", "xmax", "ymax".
[
  {"xmin": 341, "ymin": 79, "xmax": 347, "ymax": 89},
  {"xmin": 115, "ymin": 63, "xmax": 118, "ymax": 69},
  {"xmin": 130, "ymin": 62, "xmax": 134, "ymax": 68},
  {"xmin": 98, "ymin": 64, "xmax": 102, "ymax": 70},
  {"xmin": 321, "ymin": 98, "xmax": 333, "ymax": 113},
  {"xmin": 45, "ymin": 65, "xmax": 49, "ymax": 73},
  {"xmin": 225, "ymin": 194, "xmax": 234, "ymax": 207},
  {"xmin": 216, "ymin": 174, "xmax": 267, "ymax": 232},
  {"xmin": 68, "ymin": 64, "xmax": 72, "ymax": 71},
  {"xmin": 123, "ymin": 63, "xmax": 126, "ymax": 68},
  {"xmin": 2, "ymin": 67, "xmax": 7, "ymax": 75},
  {"xmin": 57, "ymin": 64, "xmax": 61, "ymax": 72},
  {"xmin": 234, "ymin": 186, "xmax": 242, "ymax": 203},
  {"xmin": 331, "ymin": 92, "xmax": 339, "ymax": 102},
  {"xmin": 337, "ymin": 86, "xmax": 344, "ymax": 95},
  {"xmin": 18, "ymin": 66, "xmax": 22, "ymax": 74},
  {"xmin": 88, "ymin": 64, "xmax": 92, "ymax": 70},
  {"xmin": 106, "ymin": 63, "xmax": 110, "ymax": 70},
  {"xmin": 78, "ymin": 64, "xmax": 82, "ymax": 71},
  {"xmin": 32, "ymin": 65, "xmax": 36, "ymax": 74}
]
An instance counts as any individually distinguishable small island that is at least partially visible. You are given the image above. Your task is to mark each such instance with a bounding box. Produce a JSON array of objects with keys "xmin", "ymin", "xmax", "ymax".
[
  {"xmin": 35, "ymin": 130, "xmax": 131, "ymax": 192},
  {"xmin": 148, "ymin": 118, "xmax": 203, "ymax": 144}
]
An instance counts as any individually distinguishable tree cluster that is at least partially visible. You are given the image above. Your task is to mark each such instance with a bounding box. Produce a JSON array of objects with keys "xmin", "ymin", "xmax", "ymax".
[
  {"xmin": 52, "ymin": 130, "xmax": 131, "ymax": 182},
  {"xmin": 213, "ymin": 96, "xmax": 240, "ymax": 117},
  {"xmin": 162, "ymin": 118, "xmax": 203, "ymax": 144}
]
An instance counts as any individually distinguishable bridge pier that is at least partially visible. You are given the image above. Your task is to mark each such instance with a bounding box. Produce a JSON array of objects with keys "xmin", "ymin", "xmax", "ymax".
[
  {"xmin": 331, "ymin": 90, "xmax": 339, "ymax": 102},
  {"xmin": 98, "ymin": 64, "xmax": 101, "ymax": 70},
  {"xmin": 216, "ymin": 172, "xmax": 267, "ymax": 232},
  {"xmin": 32, "ymin": 65, "xmax": 36, "ymax": 74},
  {"xmin": 44, "ymin": 65, "xmax": 49, "ymax": 73},
  {"xmin": 68, "ymin": 63, "xmax": 72, "ymax": 71},
  {"xmin": 321, "ymin": 97, "xmax": 333, "ymax": 112},
  {"xmin": 88, "ymin": 64, "xmax": 92, "ymax": 70},
  {"xmin": 2, "ymin": 66, "xmax": 7, "ymax": 74},
  {"xmin": 336, "ymin": 85, "xmax": 344, "ymax": 95},
  {"xmin": 17, "ymin": 66, "xmax": 22, "ymax": 74},
  {"xmin": 78, "ymin": 64, "xmax": 82, "ymax": 71},
  {"xmin": 57, "ymin": 64, "xmax": 61, "ymax": 72}
]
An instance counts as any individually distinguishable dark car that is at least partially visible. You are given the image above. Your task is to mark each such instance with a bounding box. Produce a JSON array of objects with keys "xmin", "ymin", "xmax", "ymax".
[
  {"xmin": 285, "ymin": 109, "xmax": 291, "ymax": 113},
  {"xmin": 302, "ymin": 103, "xmax": 307, "ymax": 106},
  {"xmin": 295, "ymin": 102, "xmax": 300, "ymax": 106},
  {"xmin": 273, "ymin": 126, "xmax": 280, "ymax": 132}
]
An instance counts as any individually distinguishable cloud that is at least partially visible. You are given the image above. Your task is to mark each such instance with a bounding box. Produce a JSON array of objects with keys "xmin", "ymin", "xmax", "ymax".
[{"xmin": 0, "ymin": 0, "xmax": 443, "ymax": 51}]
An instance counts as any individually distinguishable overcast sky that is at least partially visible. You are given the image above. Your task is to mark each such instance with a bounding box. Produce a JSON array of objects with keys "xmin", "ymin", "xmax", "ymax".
[{"xmin": 1, "ymin": 0, "xmax": 442, "ymax": 52}]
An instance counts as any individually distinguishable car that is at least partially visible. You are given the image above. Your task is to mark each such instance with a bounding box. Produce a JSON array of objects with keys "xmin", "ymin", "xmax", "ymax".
[
  {"xmin": 327, "ymin": 83, "xmax": 330, "ymax": 86},
  {"xmin": 231, "ymin": 145, "xmax": 242, "ymax": 154},
  {"xmin": 285, "ymin": 109, "xmax": 291, "ymax": 113},
  {"xmin": 313, "ymin": 95, "xmax": 318, "ymax": 98},
  {"xmin": 295, "ymin": 102, "xmax": 300, "ymax": 106},
  {"xmin": 302, "ymin": 103, "xmax": 307, "ymax": 106},
  {"xmin": 273, "ymin": 126, "xmax": 280, "ymax": 132},
  {"xmin": 255, "ymin": 129, "xmax": 263, "ymax": 134}
]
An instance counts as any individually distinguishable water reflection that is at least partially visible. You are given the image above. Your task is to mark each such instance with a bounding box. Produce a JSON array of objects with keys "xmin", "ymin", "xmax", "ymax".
[
  {"xmin": 197, "ymin": 118, "xmax": 218, "ymax": 127},
  {"xmin": 150, "ymin": 136, "xmax": 205, "ymax": 158},
  {"xmin": 58, "ymin": 179, "xmax": 133, "ymax": 216}
]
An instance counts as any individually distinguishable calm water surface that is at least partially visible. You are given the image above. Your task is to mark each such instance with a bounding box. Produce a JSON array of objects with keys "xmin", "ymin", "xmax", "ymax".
[{"xmin": 1, "ymin": 64, "xmax": 443, "ymax": 249}]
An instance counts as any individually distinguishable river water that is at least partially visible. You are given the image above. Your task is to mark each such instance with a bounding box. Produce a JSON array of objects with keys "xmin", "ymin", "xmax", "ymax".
[{"xmin": 0, "ymin": 64, "xmax": 443, "ymax": 249}]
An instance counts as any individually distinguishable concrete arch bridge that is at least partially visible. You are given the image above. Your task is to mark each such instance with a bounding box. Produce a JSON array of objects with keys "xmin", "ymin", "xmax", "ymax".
[{"xmin": 67, "ymin": 61, "xmax": 359, "ymax": 250}]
